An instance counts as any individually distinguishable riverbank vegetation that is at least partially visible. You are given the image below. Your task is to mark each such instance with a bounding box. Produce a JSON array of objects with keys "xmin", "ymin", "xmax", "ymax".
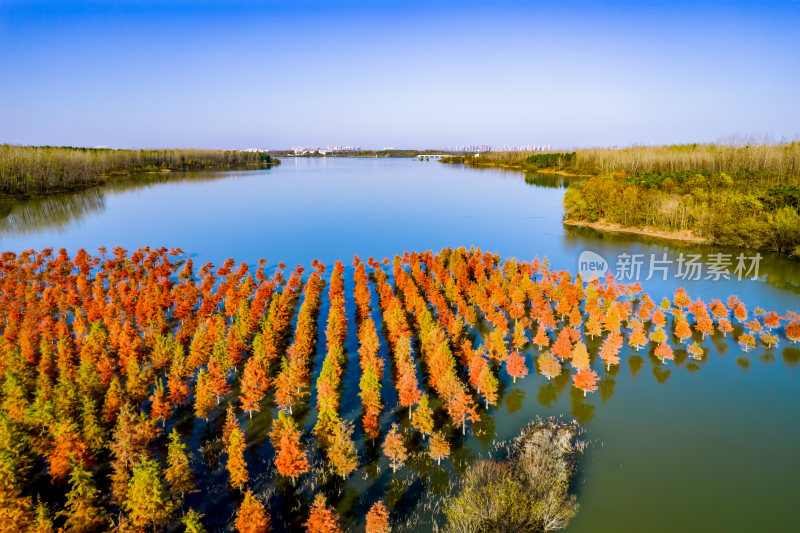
[
  {"xmin": 444, "ymin": 418, "xmax": 584, "ymax": 532},
  {"xmin": 443, "ymin": 143, "xmax": 800, "ymax": 255},
  {"xmin": 0, "ymin": 145, "xmax": 278, "ymax": 198},
  {"xmin": 564, "ymin": 169, "xmax": 800, "ymax": 255},
  {"xmin": 441, "ymin": 143, "xmax": 800, "ymax": 176},
  {"xmin": 1, "ymin": 246, "xmax": 797, "ymax": 531}
]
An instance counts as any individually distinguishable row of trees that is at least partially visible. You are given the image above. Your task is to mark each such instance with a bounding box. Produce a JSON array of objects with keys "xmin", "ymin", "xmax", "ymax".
[{"xmin": 1, "ymin": 246, "xmax": 798, "ymax": 531}]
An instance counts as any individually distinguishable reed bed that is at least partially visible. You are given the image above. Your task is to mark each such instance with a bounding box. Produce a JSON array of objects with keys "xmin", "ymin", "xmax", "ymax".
[
  {"xmin": 0, "ymin": 144, "xmax": 276, "ymax": 197},
  {"xmin": 446, "ymin": 143, "xmax": 800, "ymax": 177}
]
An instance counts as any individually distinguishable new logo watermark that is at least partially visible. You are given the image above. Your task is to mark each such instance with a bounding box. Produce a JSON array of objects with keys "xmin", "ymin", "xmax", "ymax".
[
  {"xmin": 577, "ymin": 250, "xmax": 763, "ymax": 282},
  {"xmin": 578, "ymin": 250, "xmax": 609, "ymax": 280}
]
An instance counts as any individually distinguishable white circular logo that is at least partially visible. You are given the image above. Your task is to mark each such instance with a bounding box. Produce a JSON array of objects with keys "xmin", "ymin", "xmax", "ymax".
[{"xmin": 578, "ymin": 250, "xmax": 608, "ymax": 280}]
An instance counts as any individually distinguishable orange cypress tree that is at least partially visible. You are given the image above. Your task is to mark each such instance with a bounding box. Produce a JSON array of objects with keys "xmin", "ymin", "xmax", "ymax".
[
  {"xmin": 717, "ymin": 318, "xmax": 734, "ymax": 337},
  {"xmin": 102, "ymin": 376, "xmax": 126, "ymax": 425},
  {"xmin": 627, "ymin": 321, "xmax": 649, "ymax": 352},
  {"xmin": 149, "ymin": 378, "xmax": 172, "ymax": 427},
  {"xmin": 674, "ymin": 317, "xmax": 692, "ymax": 344},
  {"xmin": 428, "ymin": 431, "xmax": 451, "ymax": 466},
  {"xmin": 505, "ymin": 350, "xmax": 528, "ymax": 384},
  {"xmin": 304, "ymin": 494, "xmax": 342, "ymax": 533},
  {"xmin": 570, "ymin": 342, "xmax": 590, "ymax": 371},
  {"xmin": 395, "ymin": 336, "xmax": 421, "ymax": 410},
  {"xmin": 584, "ymin": 312, "xmax": 603, "ymax": 340},
  {"xmin": 552, "ymin": 328, "xmax": 573, "ymax": 360},
  {"xmin": 446, "ymin": 386, "xmax": 479, "ymax": 436},
  {"xmin": 270, "ymin": 412, "xmax": 309, "ymax": 484},
  {"xmin": 533, "ymin": 325, "xmax": 550, "ymax": 350},
  {"xmin": 47, "ymin": 421, "xmax": 90, "ymax": 482},
  {"xmin": 694, "ymin": 312, "xmax": 715, "ymax": 339},
  {"xmin": 598, "ymin": 332, "xmax": 622, "ymax": 371},
  {"xmin": 382, "ymin": 424, "xmax": 407, "ymax": 474},
  {"xmin": 538, "ymin": 351, "xmax": 563, "ymax": 381},
  {"xmin": 226, "ymin": 424, "xmax": 249, "ymax": 491},
  {"xmin": 687, "ymin": 342, "xmax": 704, "ymax": 360},
  {"xmin": 410, "ymin": 393, "xmax": 434, "ymax": 439},
  {"xmin": 235, "ymin": 489, "xmax": 271, "ymax": 533},
  {"xmin": 273, "ymin": 356, "xmax": 295, "ymax": 415},
  {"xmin": 194, "ymin": 370, "xmax": 216, "ymax": 421},
  {"xmin": 786, "ymin": 319, "xmax": 800, "ymax": 344},
  {"xmin": 572, "ymin": 368, "xmax": 600, "ymax": 397},
  {"xmin": 365, "ymin": 501, "xmax": 391, "ymax": 533},
  {"xmin": 326, "ymin": 420, "xmax": 358, "ymax": 480},
  {"xmin": 654, "ymin": 342, "xmax": 674, "ymax": 364},
  {"xmin": 240, "ymin": 356, "xmax": 269, "ymax": 419}
]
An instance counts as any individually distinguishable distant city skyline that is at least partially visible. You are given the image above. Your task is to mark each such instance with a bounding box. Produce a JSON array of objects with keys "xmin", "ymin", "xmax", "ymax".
[{"xmin": 1, "ymin": 0, "xmax": 798, "ymax": 150}]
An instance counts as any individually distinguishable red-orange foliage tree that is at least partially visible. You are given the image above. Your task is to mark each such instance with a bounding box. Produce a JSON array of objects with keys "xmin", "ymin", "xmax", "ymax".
[
  {"xmin": 382, "ymin": 423, "xmax": 408, "ymax": 473},
  {"xmin": 235, "ymin": 489, "xmax": 271, "ymax": 533},
  {"xmin": 572, "ymin": 368, "xmax": 600, "ymax": 397},
  {"xmin": 365, "ymin": 501, "xmax": 391, "ymax": 533},
  {"xmin": 304, "ymin": 494, "xmax": 342, "ymax": 533},
  {"xmin": 270, "ymin": 412, "xmax": 309, "ymax": 484},
  {"xmin": 505, "ymin": 349, "xmax": 528, "ymax": 384}
]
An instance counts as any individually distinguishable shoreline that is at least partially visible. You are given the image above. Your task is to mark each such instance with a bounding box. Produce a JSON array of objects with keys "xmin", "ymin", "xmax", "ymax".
[
  {"xmin": 0, "ymin": 161, "xmax": 279, "ymax": 201},
  {"xmin": 563, "ymin": 219, "xmax": 710, "ymax": 244},
  {"xmin": 439, "ymin": 159, "xmax": 594, "ymax": 177}
]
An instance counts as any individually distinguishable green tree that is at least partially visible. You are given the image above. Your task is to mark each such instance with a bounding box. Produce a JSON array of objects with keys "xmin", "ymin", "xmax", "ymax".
[
  {"xmin": 125, "ymin": 457, "xmax": 174, "ymax": 529},
  {"xmin": 182, "ymin": 509, "xmax": 207, "ymax": 533},
  {"xmin": 165, "ymin": 429, "xmax": 195, "ymax": 499},
  {"xmin": 60, "ymin": 463, "xmax": 109, "ymax": 533}
]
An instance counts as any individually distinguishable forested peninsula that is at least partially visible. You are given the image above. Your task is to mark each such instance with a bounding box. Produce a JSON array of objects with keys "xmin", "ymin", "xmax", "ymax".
[
  {"xmin": 442, "ymin": 143, "xmax": 800, "ymax": 256},
  {"xmin": 0, "ymin": 145, "xmax": 279, "ymax": 198}
]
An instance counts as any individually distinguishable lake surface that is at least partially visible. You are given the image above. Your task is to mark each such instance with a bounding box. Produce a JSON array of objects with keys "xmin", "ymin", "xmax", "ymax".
[{"xmin": 2, "ymin": 157, "xmax": 799, "ymax": 531}]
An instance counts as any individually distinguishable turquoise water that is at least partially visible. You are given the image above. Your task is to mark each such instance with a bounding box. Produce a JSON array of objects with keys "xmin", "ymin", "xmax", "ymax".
[{"xmin": 2, "ymin": 158, "xmax": 798, "ymax": 531}]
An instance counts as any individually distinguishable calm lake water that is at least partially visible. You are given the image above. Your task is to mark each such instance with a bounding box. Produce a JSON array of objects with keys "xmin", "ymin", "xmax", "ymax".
[{"xmin": 2, "ymin": 158, "xmax": 799, "ymax": 531}]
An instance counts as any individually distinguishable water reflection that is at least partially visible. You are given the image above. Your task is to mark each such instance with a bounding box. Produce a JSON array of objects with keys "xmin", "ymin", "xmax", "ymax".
[
  {"xmin": 628, "ymin": 354, "xmax": 645, "ymax": 377},
  {"xmin": 0, "ymin": 170, "xmax": 245, "ymax": 237},
  {"xmin": 562, "ymin": 223, "xmax": 800, "ymax": 297},
  {"xmin": 505, "ymin": 387, "xmax": 526, "ymax": 413},
  {"xmin": 0, "ymin": 189, "xmax": 105, "ymax": 235},
  {"xmin": 569, "ymin": 387, "xmax": 595, "ymax": 424},
  {"xmin": 523, "ymin": 171, "xmax": 578, "ymax": 189},
  {"xmin": 783, "ymin": 346, "xmax": 800, "ymax": 365},
  {"xmin": 598, "ymin": 371, "xmax": 617, "ymax": 403}
]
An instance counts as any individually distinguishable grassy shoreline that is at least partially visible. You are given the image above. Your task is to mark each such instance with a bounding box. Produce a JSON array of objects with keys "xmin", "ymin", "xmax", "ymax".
[
  {"xmin": 563, "ymin": 219, "xmax": 710, "ymax": 244},
  {"xmin": 0, "ymin": 145, "xmax": 280, "ymax": 199},
  {"xmin": 443, "ymin": 144, "xmax": 800, "ymax": 256}
]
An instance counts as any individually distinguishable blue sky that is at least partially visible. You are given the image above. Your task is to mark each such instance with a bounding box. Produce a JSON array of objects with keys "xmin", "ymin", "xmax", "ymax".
[{"xmin": 1, "ymin": 0, "xmax": 798, "ymax": 149}]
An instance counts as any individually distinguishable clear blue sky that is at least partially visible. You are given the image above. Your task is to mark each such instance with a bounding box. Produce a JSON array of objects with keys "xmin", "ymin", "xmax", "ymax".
[{"xmin": 1, "ymin": 0, "xmax": 798, "ymax": 150}]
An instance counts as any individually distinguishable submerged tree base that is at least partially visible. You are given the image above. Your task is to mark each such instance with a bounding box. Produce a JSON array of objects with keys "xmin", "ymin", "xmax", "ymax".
[{"xmin": 444, "ymin": 417, "xmax": 586, "ymax": 533}]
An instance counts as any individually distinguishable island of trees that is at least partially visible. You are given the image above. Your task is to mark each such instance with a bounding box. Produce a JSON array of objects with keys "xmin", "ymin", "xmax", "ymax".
[
  {"xmin": 0, "ymin": 145, "xmax": 279, "ymax": 198},
  {"xmin": 1, "ymin": 245, "xmax": 798, "ymax": 531},
  {"xmin": 442, "ymin": 143, "xmax": 800, "ymax": 255}
]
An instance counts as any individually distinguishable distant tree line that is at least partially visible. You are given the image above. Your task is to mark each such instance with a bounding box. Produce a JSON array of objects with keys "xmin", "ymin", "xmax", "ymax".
[
  {"xmin": 0, "ymin": 145, "xmax": 279, "ymax": 197},
  {"xmin": 273, "ymin": 149, "xmax": 451, "ymax": 158},
  {"xmin": 442, "ymin": 143, "xmax": 800, "ymax": 177},
  {"xmin": 524, "ymin": 152, "xmax": 576, "ymax": 169}
]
